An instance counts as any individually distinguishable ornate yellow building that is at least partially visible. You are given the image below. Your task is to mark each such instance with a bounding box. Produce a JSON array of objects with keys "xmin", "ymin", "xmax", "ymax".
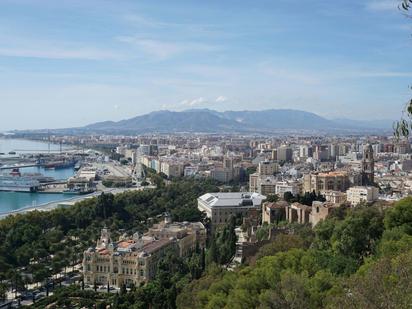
[{"xmin": 82, "ymin": 217, "xmax": 206, "ymax": 288}]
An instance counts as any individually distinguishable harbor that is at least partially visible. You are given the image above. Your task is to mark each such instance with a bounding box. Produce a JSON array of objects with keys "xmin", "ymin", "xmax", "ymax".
[
  {"xmin": 0, "ymin": 137, "xmax": 141, "ymax": 216},
  {"xmin": 0, "ymin": 138, "xmax": 89, "ymax": 213}
]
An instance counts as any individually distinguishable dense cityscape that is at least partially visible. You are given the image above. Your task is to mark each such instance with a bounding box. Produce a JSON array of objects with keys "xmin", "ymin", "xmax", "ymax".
[{"xmin": 0, "ymin": 130, "xmax": 411, "ymax": 308}]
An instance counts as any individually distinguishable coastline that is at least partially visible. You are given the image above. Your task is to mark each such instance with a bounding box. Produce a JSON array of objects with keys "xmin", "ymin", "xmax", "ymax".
[
  {"xmin": 0, "ymin": 186, "xmax": 149, "ymax": 219},
  {"xmin": 0, "ymin": 192, "xmax": 99, "ymax": 218}
]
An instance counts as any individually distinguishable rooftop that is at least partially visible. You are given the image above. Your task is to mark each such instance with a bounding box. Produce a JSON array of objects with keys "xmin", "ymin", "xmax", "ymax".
[{"xmin": 198, "ymin": 192, "xmax": 266, "ymax": 208}]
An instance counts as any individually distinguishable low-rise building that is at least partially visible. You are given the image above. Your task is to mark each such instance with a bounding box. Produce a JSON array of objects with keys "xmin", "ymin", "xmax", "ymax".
[
  {"xmin": 322, "ymin": 190, "xmax": 347, "ymax": 204},
  {"xmin": 346, "ymin": 186, "xmax": 379, "ymax": 206},
  {"xmin": 304, "ymin": 171, "xmax": 350, "ymax": 194},
  {"xmin": 197, "ymin": 192, "xmax": 266, "ymax": 228},
  {"xmin": 275, "ymin": 180, "xmax": 301, "ymax": 197},
  {"xmin": 83, "ymin": 217, "xmax": 206, "ymax": 288},
  {"xmin": 256, "ymin": 176, "xmax": 277, "ymax": 196},
  {"xmin": 83, "ymin": 230, "xmax": 174, "ymax": 288}
]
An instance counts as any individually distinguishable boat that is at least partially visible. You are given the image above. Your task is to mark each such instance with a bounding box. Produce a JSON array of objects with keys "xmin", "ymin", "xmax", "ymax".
[
  {"xmin": 0, "ymin": 169, "xmax": 55, "ymax": 192},
  {"xmin": 8, "ymin": 151, "xmax": 16, "ymax": 155},
  {"xmin": 0, "ymin": 175, "xmax": 40, "ymax": 192},
  {"xmin": 9, "ymin": 168, "xmax": 22, "ymax": 176},
  {"xmin": 44, "ymin": 160, "xmax": 76, "ymax": 169},
  {"xmin": 22, "ymin": 173, "xmax": 55, "ymax": 183},
  {"xmin": 74, "ymin": 162, "xmax": 82, "ymax": 171}
]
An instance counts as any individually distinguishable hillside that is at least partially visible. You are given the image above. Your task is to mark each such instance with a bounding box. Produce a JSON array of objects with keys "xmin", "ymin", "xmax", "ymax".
[{"xmin": 65, "ymin": 108, "xmax": 392, "ymax": 134}]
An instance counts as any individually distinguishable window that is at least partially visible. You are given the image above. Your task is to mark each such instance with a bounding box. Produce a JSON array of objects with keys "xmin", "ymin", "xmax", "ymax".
[{"xmin": 316, "ymin": 207, "xmax": 319, "ymax": 213}]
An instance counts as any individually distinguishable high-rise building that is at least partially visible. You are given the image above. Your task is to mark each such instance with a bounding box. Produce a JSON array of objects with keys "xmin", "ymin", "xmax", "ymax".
[
  {"xmin": 299, "ymin": 145, "xmax": 313, "ymax": 159},
  {"xmin": 277, "ymin": 146, "xmax": 293, "ymax": 162},
  {"xmin": 257, "ymin": 160, "xmax": 279, "ymax": 176}
]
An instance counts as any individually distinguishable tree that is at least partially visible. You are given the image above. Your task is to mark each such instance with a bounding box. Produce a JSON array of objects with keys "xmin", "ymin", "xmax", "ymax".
[
  {"xmin": 0, "ymin": 283, "xmax": 7, "ymax": 302},
  {"xmin": 327, "ymin": 249, "xmax": 412, "ymax": 309},
  {"xmin": 331, "ymin": 207, "xmax": 384, "ymax": 260},
  {"xmin": 265, "ymin": 194, "xmax": 279, "ymax": 203},
  {"xmin": 284, "ymin": 191, "xmax": 294, "ymax": 203},
  {"xmin": 255, "ymin": 234, "xmax": 305, "ymax": 260},
  {"xmin": 384, "ymin": 197, "xmax": 412, "ymax": 234},
  {"xmin": 394, "ymin": 0, "xmax": 412, "ymax": 138}
]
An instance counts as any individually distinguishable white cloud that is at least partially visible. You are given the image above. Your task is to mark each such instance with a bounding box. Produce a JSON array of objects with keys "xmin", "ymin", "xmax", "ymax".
[
  {"xmin": 215, "ymin": 96, "xmax": 228, "ymax": 102},
  {"xmin": 117, "ymin": 36, "xmax": 219, "ymax": 60},
  {"xmin": 0, "ymin": 46, "xmax": 123, "ymax": 60},
  {"xmin": 365, "ymin": 0, "xmax": 398, "ymax": 12},
  {"xmin": 180, "ymin": 97, "xmax": 207, "ymax": 107}
]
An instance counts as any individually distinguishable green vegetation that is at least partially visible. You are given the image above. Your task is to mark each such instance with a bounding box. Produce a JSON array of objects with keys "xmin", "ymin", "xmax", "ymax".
[
  {"xmin": 1, "ymin": 177, "xmax": 411, "ymax": 308},
  {"xmin": 206, "ymin": 216, "xmax": 237, "ymax": 266},
  {"xmin": 31, "ymin": 248, "xmax": 206, "ymax": 309},
  {"xmin": 0, "ymin": 177, "xmax": 219, "ymax": 300},
  {"xmin": 176, "ymin": 201, "xmax": 412, "ymax": 309},
  {"xmin": 265, "ymin": 194, "xmax": 279, "ymax": 203},
  {"xmin": 283, "ymin": 190, "xmax": 326, "ymax": 206}
]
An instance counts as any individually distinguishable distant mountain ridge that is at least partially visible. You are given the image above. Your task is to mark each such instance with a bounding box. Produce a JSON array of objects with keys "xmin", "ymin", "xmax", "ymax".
[{"xmin": 23, "ymin": 109, "xmax": 395, "ymax": 134}]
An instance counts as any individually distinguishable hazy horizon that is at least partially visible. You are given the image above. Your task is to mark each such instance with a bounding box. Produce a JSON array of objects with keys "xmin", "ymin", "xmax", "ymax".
[
  {"xmin": 0, "ymin": 107, "xmax": 398, "ymax": 132},
  {"xmin": 1, "ymin": 0, "xmax": 411, "ymax": 130}
]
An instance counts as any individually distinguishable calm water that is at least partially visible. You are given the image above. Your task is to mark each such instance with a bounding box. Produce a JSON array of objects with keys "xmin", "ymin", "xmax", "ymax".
[
  {"xmin": 0, "ymin": 137, "xmax": 72, "ymax": 155},
  {"xmin": 0, "ymin": 138, "xmax": 76, "ymax": 214},
  {"xmin": 0, "ymin": 191, "xmax": 72, "ymax": 214}
]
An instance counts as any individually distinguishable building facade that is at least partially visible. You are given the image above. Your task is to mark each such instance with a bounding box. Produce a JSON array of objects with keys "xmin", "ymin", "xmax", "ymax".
[
  {"xmin": 361, "ymin": 144, "xmax": 375, "ymax": 186},
  {"xmin": 83, "ymin": 219, "xmax": 206, "ymax": 288},
  {"xmin": 257, "ymin": 160, "xmax": 279, "ymax": 176},
  {"xmin": 304, "ymin": 171, "xmax": 350, "ymax": 194},
  {"xmin": 198, "ymin": 192, "xmax": 266, "ymax": 228},
  {"xmin": 346, "ymin": 186, "xmax": 379, "ymax": 206},
  {"xmin": 310, "ymin": 201, "xmax": 339, "ymax": 227}
]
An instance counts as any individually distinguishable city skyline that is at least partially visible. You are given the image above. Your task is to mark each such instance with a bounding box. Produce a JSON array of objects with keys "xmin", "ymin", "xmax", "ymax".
[{"xmin": 0, "ymin": 0, "xmax": 411, "ymax": 130}]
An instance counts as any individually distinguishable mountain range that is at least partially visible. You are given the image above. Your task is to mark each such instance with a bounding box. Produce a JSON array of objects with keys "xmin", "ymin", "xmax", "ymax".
[{"xmin": 26, "ymin": 109, "xmax": 396, "ymax": 134}]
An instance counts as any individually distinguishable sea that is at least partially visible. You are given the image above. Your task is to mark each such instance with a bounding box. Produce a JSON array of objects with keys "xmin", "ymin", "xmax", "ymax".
[{"xmin": 0, "ymin": 138, "xmax": 76, "ymax": 214}]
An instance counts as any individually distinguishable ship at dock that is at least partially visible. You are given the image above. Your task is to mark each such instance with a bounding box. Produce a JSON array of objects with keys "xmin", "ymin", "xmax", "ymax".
[
  {"xmin": 0, "ymin": 175, "xmax": 40, "ymax": 192},
  {"xmin": 43, "ymin": 159, "xmax": 76, "ymax": 169},
  {"xmin": 0, "ymin": 168, "xmax": 55, "ymax": 192}
]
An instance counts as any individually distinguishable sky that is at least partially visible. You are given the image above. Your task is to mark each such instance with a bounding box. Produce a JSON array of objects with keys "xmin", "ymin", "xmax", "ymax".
[{"xmin": 0, "ymin": 0, "xmax": 411, "ymax": 130}]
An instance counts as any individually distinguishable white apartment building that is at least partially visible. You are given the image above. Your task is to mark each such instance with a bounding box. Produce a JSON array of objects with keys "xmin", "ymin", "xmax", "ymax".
[
  {"xmin": 275, "ymin": 180, "xmax": 300, "ymax": 197},
  {"xmin": 160, "ymin": 161, "xmax": 184, "ymax": 178},
  {"xmin": 198, "ymin": 192, "xmax": 266, "ymax": 228},
  {"xmin": 346, "ymin": 186, "xmax": 379, "ymax": 206}
]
